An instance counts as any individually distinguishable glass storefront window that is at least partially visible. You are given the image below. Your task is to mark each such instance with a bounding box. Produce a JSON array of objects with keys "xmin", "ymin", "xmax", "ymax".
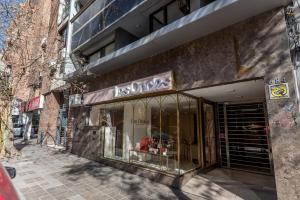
[
  {"xmin": 179, "ymin": 94, "xmax": 200, "ymax": 173},
  {"xmin": 101, "ymin": 103, "xmax": 127, "ymax": 161},
  {"xmin": 160, "ymin": 95, "xmax": 179, "ymax": 174},
  {"xmin": 129, "ymin": 98, "xmax": 161, "ymax": 169},
  {"xmin": 91, "ymin": 93, "xmax": 200, "ymax": 175}
]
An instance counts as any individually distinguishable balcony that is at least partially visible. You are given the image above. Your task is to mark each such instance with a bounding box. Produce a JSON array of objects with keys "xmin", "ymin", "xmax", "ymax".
[
  {"xmin": 67, "ymin": 0, "xmax": 290, "ymax": 77},
  {"xmin": 71, "ymin": 0, "xmax": 146, "ymax": 51}
]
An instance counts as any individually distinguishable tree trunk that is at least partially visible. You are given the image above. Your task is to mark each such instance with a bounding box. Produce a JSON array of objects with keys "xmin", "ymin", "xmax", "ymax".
[{"xmin": 0, "ymin": 102, "xmax": 18, "ymax": 157}]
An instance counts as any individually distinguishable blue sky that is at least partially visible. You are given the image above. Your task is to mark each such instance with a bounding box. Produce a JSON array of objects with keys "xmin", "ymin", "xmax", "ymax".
[{"xmin": 0, "ymin": 0, "xmax": 24, "ymax": 50}]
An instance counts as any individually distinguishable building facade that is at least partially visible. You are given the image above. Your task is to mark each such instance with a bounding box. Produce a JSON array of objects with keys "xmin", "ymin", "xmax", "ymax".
[
  {"xmin": 5, "ymin": 0, "xmax": 300, "ymax": 199},
  {"xmin": 5, "ymin": 0, "xmax": 72, "ymax": 146},
  {"xmin": 63, "ymin": 0, "xmax": 300, "ymax": 199}
]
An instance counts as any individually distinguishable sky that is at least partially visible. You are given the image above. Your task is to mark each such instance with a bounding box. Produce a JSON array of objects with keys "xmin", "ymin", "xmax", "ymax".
[{"xmin": 0, "ymin": 0, "xmax": 25, "ymax": 50}]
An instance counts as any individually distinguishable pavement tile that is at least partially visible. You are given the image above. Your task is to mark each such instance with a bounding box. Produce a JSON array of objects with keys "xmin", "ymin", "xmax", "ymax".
[
  {"xmin": 67, "ymin": 194, "xmax": 86, "ymax": 200},
  {"xmin": 7, "ymin": 139, "xmax": 276, "ymax": 200}
]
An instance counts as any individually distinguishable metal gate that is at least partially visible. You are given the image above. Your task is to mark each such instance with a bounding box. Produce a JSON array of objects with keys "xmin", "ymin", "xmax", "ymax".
[
  {"xmin": 217, "ymin": 102, "xmax": 273, "ymax": 174},
  {"xmin": 56, "ymin": 104, "xmax": 68, "ymax": 146}
]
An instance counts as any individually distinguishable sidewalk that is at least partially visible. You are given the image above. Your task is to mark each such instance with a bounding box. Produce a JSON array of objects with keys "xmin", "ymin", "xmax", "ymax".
[{"xmin": 1, "ymin": 140, "xmax": 276, "ymax": 200}]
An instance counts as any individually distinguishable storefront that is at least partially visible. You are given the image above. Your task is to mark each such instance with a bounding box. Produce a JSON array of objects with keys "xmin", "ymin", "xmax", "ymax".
[
  {"xmin": 89, "ymin": 93, "xmax": 201, "ymax": 175},
  {"xmin": 11, "ymin": 99, "xmax": 23, "ymax": 137},
  {"xmin": 70, "ymin": 72, "xmax": 202, "ymax": 175},
  {"xmin": 21, "ymin": 96, "xmax": 44, "ymax": 140},
  {"xmin": 70, "ymin": 71, "xmax": 275, "ymax": 178},
  {"xmin": 70, "ymin": 71, "xmax": 215, "ymax": 176}
]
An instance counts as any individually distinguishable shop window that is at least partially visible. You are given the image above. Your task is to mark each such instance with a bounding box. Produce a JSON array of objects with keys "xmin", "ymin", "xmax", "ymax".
[
  {"xmin": 97, "ymin": 93, "xmax": 199, "ymax": 175},
  {"xmin": 160, "ymin": 95, "xmax": 179, "ymax": 173},
  {"xmin": 31, "ymin": 110, "xmax": 40, "ymax": 135},
  {"xmin": 101, "ymin": 102, "xmax": 129, "ymax": 161},
  {"xmin": 129, "ymin": 97, "xmax": 164, "ymax": 171},
  {"xmin": 179, "ymin": 94, "xmax": 200, "ymax": 173}
]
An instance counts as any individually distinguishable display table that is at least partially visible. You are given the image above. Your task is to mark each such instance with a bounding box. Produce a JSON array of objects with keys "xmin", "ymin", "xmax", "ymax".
[{"xmin": 129, "ymin": 149, "xmax": 177, "ymax": 170}]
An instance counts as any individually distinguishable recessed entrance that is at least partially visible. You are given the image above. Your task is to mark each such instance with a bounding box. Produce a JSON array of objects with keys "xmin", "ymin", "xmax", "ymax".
[
  {"xmin": 217, "ymin": 102, "xmax": 272, "ymax": 174},
  {"xmin": 184, "ymin": 79, "xmax": 273, "ymax": 175}
]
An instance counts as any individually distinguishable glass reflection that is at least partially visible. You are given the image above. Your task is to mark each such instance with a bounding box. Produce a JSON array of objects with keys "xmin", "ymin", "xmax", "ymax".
[
  {"xmin": 95, "ymin": 94, "xmax": 200, "ymax": 175},
  {"xmin": 160, "ymin": 95, "xmax": 179, "ymax": 174},
  {"xmin": 179, "ymin": 94, "xmax": 200, "ymax": 173},
  {"xmin": 72, "ymin": 0, "xmax": 145, "ymax": 50}
]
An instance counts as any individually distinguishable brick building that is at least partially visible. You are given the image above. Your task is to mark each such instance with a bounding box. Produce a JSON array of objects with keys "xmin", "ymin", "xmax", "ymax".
[{"xmin": 5, "ymin": 0, "xmax": 70, "ymax": 144}]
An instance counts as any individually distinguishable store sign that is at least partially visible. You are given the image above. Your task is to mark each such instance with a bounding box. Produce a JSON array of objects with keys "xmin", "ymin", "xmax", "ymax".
[
  {"xmin": 269, "ymin": 83, "xmax": 290, "ymax": 99},
  {"xmin": 27, "ymin": 96, "xmax": 40, "ymax": 111},
  {"xmin": 114, "ymin": 71, "xmax": 174, "ymax": 98},
  {"xmin": 21, "ymin": 96, "xmax": 44, "ymax": 112},
  {"xmin": 83, "ymin": 71, "xmax": 175, "ymax": 105}
]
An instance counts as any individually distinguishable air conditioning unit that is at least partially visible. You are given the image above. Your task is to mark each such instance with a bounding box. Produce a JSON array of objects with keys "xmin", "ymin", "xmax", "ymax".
[{"xmin": 69, "ymin": 94, "xmax": 82, "ymax": 107}]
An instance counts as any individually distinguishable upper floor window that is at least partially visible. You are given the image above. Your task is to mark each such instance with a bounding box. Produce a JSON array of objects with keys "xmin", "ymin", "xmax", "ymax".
[
  {"xmin": 89, "ymin": 42, "xmax": 115, "ymax": 63},
  {"xmin": 150, "ymin": 0, "xmax": 190, "ymax": 33}
]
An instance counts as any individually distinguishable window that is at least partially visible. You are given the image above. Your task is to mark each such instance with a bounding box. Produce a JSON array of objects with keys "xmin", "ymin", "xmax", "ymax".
[
  {"xmin": 75, "ymin": 0, "xmax": 83, "ymax": 13},
  {"xmin": 179, "ymin": 94, "xmax": 199, "ymax": 172},
  {"xmin": 100, "ymin": 103, "xmax": 125, "ymax": 160},
  {"xmin": 91, "ymin": 93, "xmax": 200, "ymax": 175},
  {"xmin": 71, "ymin": 0, "xmax": 144, "ymax": 50},
  {"xmin": 150, "ymin": 0, "xmax": 190, "ymax": 32},
  {"xmin": 89, "ymin": 42, "xmax": 115, "ymax": 63},
  {"xmin": 59, "ymin": 27, "xmax": 68, "ymax": 48},
  {"xmin": 12, "ymin": 115, "xmax": 21, "ymax": 128}
]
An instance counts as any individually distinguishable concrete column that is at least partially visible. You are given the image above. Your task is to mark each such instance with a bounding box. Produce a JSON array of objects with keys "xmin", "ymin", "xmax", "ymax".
[
  {"xmin": 22, "ymin": 112, "xmax": 33, "ymax": 140},
  {"xmin": 64, "ymin": 0, "xmax": 76, "ymax": 75},
  {"xmin": 265, "ymin": 70, "xmax": 300, "ymax": 200}
]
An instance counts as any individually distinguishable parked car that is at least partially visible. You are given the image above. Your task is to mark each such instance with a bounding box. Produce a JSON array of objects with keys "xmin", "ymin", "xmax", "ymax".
[{"xmin": 0, "ymin": 164, "xmax": 19, "ymax": 200}]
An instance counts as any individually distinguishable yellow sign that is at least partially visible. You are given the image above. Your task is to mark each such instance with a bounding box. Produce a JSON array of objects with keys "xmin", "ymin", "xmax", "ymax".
[{"xmin": 269, "ymin": 83, "xmax": 290, "ymax": 99}]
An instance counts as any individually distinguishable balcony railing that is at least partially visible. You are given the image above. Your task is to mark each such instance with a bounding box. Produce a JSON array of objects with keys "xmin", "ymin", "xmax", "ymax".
[{"xmin": 71, "ymin": 0, "xmax": 145, "ymax": 50}]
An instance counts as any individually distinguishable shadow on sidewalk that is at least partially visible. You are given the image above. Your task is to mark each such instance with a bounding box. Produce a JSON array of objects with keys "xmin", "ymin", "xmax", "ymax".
[{"xmin": 60, "ymin": 159, "xmax": 199, "ymax": 200}]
